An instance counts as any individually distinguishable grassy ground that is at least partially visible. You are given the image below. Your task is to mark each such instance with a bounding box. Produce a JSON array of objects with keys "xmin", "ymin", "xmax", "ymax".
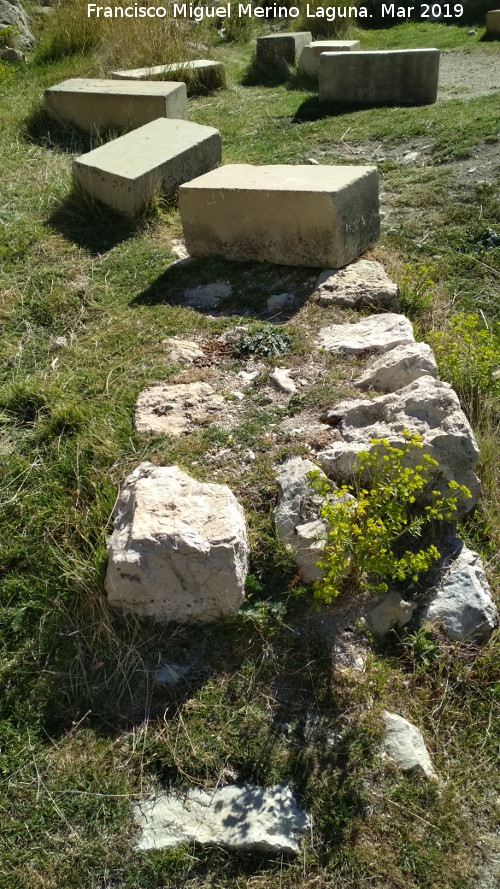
[{"xmin": 0, "ymin": 19, "xmax": 499, "ymax": 889}]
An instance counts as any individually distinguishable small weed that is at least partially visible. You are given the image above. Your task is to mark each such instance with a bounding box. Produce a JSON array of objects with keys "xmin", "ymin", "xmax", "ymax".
[
  {"xmin": 403, "ymin": 626, "xmax": 440, "ymax": 669},
  {"xmin": 233, "ymin": 325, "xmax": 293, "ymax": 358},
  {"xmin": 398, "ymin": 264, "xmax": 434, "ymax": 318}
]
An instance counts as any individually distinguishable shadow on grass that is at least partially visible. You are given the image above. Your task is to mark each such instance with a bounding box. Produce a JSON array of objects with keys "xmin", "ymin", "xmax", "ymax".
[
  {"xmin": 48, "ymin": 188, "xmax": 140, "ymax": 253},
  {"xmin": 240, "ymin": 53, "xmax": 292, "ymax": 87},
  {"xmin": 23, "ymin": 105, "xmax": 93, "ymax": 154},
  {"xmin": 130, "ymin": 258, "xmax": 317, "ymax": 317},
  {"xmin": 292, "ymin": 94, "xmax": 364, "ymax": 123}
]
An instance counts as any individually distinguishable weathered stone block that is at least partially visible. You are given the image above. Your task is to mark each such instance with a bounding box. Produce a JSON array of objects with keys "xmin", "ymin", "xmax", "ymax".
[
  {"xmin": 318, "ymin": 313, "xmax": 414, "ymax": 354},
  {"xmin": 319, "ymin": 49, "xmax": 440, "ymax": 106},
  {"xmin": 256, "ymin": 32, "xmax": 312, "ymax": 70},
  {"xmin": 105, "ymin": 462, "xmax": 249, "ymax": 623},
  {"xmin": 45, "ymin": 78, "xmax": 187, "ymax": 135},
  {"xmin": 299, "ymin": 40, "xmax": 360, "ymax": 78},
  {"xmin": 73, "ymin": 118, "xmax": 221, "ymax": 218},
  {"xmin": 486, "ymin": 9, "xmax": 500, "ymax": 36},
  {"xmin": 111, "ymin": 59, "xmax": 226, "ymax": 94},
  {"xmin": 355, "ymin": 342, "xmax": 438, "ymax": 393},
  {"xmin": 314, "ymin": 260, "xmax": 398, "ymax": 309},
  {"xmin": 179, "ymin": 164, "xmax": 379, "ymax": 268},
  {"xmin": 382, "ymin": 712, "xmax": 437, "ymax": 780}
]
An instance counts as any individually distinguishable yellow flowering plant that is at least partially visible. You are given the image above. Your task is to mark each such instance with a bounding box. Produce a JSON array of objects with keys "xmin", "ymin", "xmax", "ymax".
[{"xmin": 307, "ymin": 432, "xmax": 471, "ymax": 603}]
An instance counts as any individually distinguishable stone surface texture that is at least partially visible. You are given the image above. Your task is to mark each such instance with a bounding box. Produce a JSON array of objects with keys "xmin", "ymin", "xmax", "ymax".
[
  {"xmin": 0, "ymin": 0, "xmax": 34, "ymax": 46},
  {"xmin": 355, "ymin": 342, "xmax": 438, "ymax": 393},
  {"xmin": 256, "ymin": 31, "xmax": 312, "ymax": 69},
  {"xmin": 270, "ymin": 368, "xmax": 297, "ymax": 395},
  {"xmin": 161, "ymin": 337, "xmax": 204, "ymax": 364},
  {"xmin": 73, "ymin": 118, "xmax": 221, "ymax": 217},
  {"xmin": 314, "ymin": 260, "xmax": 399, "ymax": 309},
  {"xmin": 179, "ymin": 164, "xmax": 379, "ymax": 268},
  {"xmin": 0, "ymin": 45, "xmax": 24, "ymax": 60},
  {"xmin": 135, "ymin": 381, "xmax": 225, "ymax": 436},
  {"xmin": 105, "ymin": 462, "xmax": 248, "ymax": 622},
  {"xmin": 299, "ymin": 39, "xmax": 360, "ymax": 77},
  {"xmin": 367, "ymin": 590, "xmax": 417, "ymax": 636},
  {"xmin": 424, "ymin": 537, "xmax": 498, "ymax": 642},
  {"xmin": 183, "ymin": 281, "xmax": 232, "ymax": 308},
  {"xmin": 317, "ymin": 376, "xmax": 480, "ymax": 515},
  {"xmin": 45, "ymin": 78, "xmax": 187, "ymax": 135},
  {"xmin": 318, "ymin": 313, "xmax": 414, "ymax": 354},
  {"xmin": 274, "ymin": 457, "xmax": 328, "ymax": 582},
  {"xmin": 382, "ymin": 711, "xmax": 438, "ymax": 779},
  {"xmin": 111, "ymin": 59, "xmax": 225, "ymax": 94},
  {"xmin": 319, "ymin": 49, "xmax": 440, "ymax": 106},
  {"xmin": 134, "ymin": 783, "xmax": 310, "ymax": 853}
]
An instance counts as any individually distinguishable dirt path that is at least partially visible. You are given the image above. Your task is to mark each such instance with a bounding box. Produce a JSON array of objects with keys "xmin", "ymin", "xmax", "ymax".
[{"xmin": 438, "ymin": 50, "xmax": 500, "ymax": 100}]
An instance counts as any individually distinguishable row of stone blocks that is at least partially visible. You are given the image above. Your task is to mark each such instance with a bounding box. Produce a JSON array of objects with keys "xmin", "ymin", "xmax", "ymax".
[{"xmin": 255, "ymin": 31, "xmax": 439, "ymax": 105}]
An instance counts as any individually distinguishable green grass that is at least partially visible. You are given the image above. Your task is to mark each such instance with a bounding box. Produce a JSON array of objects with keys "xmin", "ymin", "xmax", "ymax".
[{"xmin": 0, "ymin": 19, "xmax": 499, "ymax": 889}]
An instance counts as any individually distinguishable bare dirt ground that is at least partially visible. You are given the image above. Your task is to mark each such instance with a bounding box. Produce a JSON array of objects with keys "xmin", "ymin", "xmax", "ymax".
[{"xmin": 438, "ymin": 49, "xmax": 500, "ymax": 100}]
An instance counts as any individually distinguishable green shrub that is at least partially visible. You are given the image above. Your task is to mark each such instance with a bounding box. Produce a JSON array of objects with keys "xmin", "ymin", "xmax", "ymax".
[
  {"xmin": 398, "ymin": 264, "xmax": 434, "ymax": 318},
  {"xmin": 428, "ymin": 313, "xmax": 500, "ymax": 422},
  {"xmin": 308, "ymin": 433, "xmax": 470, "ymax": 603}
]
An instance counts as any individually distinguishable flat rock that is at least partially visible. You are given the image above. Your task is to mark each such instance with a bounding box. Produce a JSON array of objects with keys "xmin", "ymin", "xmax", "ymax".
[
  {"xmin": 367, "ymin": 589, "xmax": 416, "ymax": 636},
  {"xmin": 135, "ymin": 381, "xmax": 225, "ymax": 436},
  {"xmin": 318, "ymin": 313, "xmax": 414, "ymax": 354},
  {"xmin": 315, "ymin": 261, "xmax": 398, "ymax": 310},
  {"xmin": 317, "ymin": 376, "xmax": 480, "ymax": 516},
  {"xmin": 134, "ymin": 783, "xmax": 310, "ymax": 853},
  {"xmin": 105, "ymin": 462, "xmax": 248, "ymax": 622},
  {"xmin": 269, "ymin": 368, "xmax": 297, "ymax": 395},
  {"xmin": 423, "ymin": 537, "xmax": 498, "ymax": 642},
  {"xmin": 355, "ymin": 341, "xmax": 438, "ymax": 393},
  {"xmin": 161, "ymin": 337, "xmax": 204, "ymax": 364},
  {"xmin": 183, "ymin": 281, "xmax": 232, "ymax": 309},
  {"xmin": 266, "ymin": 292, "xmax": 297, "ymax": 313},
  {"xmin": 382, "ymin": 711, "xmax": 437, "ymax": 779}
]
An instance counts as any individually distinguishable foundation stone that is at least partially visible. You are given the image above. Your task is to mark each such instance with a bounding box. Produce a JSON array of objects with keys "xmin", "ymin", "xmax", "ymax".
[{"xmin": 319, "ymin": 49, "xmax": 440, "ymax": 106}]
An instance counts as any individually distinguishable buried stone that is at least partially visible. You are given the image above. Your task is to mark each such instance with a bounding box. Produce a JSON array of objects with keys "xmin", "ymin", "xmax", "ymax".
[
  {"xmin": 105, "ymin": 463, "xmax": 249, "ymax": 623},
  {"xmin": 318, "ymin": 313, "xmax": 414, "ymax": 354},
  {"xmin": 314, "ymin": 260, "xmax": 399, "ymax": 310},
  {"xmin": 135, "ymin": 381, "xmax": 225, "ymax": 436}
]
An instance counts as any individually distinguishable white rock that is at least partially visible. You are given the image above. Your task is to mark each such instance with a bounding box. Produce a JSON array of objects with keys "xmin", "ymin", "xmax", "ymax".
[
  {"xmin": 105, "ymin": 462, "xmax": 248, "ymax": 622},
  {"xmin": 423, "ymin": 537, "xmax": 498, "ymax": 642},
  {"xmin": 49, "ymin": 336, "xmax": 68, "ymax": 352},
  {"xmin": 266, "ymin": 292, "xmax": 297, "ymax": 313},
  {"xmin": 184, "ymin": 281, "xmax": 232, "ymax": 309},
  {"xmin": 318, "ymin": 313, "xmax": 414, "ymax": 354},
  {"xmin": 317, "ymin": 376, "xmax": 480, "ymax": 515},
  {"xmin": 274, "ymin": 457, "xmax": 328, "ymax": 582},
  {"xmin": 367, "ymin": 589, "xmax": 416, "ymax": 636},
  {"xmin": 382, "ymin": 711, "xmax": 437, "ymax": 780},
  {"xmin": 134, "ymin": 783, "xmax": 310, "ymax": 853},
  {"xmin": 154, "ymin": 663, "xmax": 188, "ymax": 685},
  {"xmin": 355, "ymin": 341, "xmax": 438, "ymax": 393},
  {"xmin": 315, "ymin": 260, "xmax": 398, "ymax": 310},
  {"xmin": 161, "ymin": 337, "xmax": 204, "ymax": 364},
  {"xmin": 218, "ymin": 325, "xmax": 248, "ymax": 345},
  {"xmin": 269, "ymin": 367, "xmax": 297, "ymax": 395},
  {"xmin": 135, "ymin": 381, "xmax": 225, "ymax": 436}
]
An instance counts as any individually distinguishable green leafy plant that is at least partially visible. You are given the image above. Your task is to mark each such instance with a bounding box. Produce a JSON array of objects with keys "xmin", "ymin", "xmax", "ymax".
[
  {"xmin": 403, "ymin": 626, "xmax": 440, "ymax": 668},
  {"xmin": 234, "ymin": 325, "xmax": 293, "ymax": 358},
  {"xmin": 308, "ymin": 433, "xmax": 471, "ymax": 603},
  {"xmin": 0, "ymin": 24, "xmax": 17, "ymax": 48},
  {"xmin": 428, "ymin": 313, "xmax": 500, "ymax": 420},
  {"xmin": 398, "ymin": 264, "xmax": 434, "ymax": 317}
]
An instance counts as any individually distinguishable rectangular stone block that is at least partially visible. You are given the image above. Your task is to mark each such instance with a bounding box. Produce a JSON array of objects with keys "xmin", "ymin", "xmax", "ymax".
[
  {"xmin": 298, "ymin": 40, "xmax": 360, "ymax": 77},
  {"xmin": 111, "ymin": 59, "xmax": 226, "ymax": 95},
  {"xmin": 486, "ymin": 9, "xmax": 500, "ymax": 36},
  {"xmin": 319, "ymin": 49, "xmax": 440, "ymax": 106},
  {"xmin": 179, "ymin": 164, "xmax": 379, "ymax": 268},
  {"xmin": 45, "ymin": 78, "xmax": 187, "ymax": 135},
  {"xmin": 256, "ymin": 32, "xmax": 312, "ymax": 70},
  {"xmin": 73, "ymin": 118, "xmax": 221, "ymax": 218}
]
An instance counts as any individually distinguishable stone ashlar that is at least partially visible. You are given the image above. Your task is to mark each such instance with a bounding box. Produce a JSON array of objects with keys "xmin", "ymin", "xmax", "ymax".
[
  {"xmin": 111, "ymin": 59, "xmax": 226, "ymax": 95},
  {"xmin": 73, "ymin": 118, "xmax": 221, "ymax": 218},
  {"xmin": 256, "ymin": 31, "xmax": 312, "ymax": 70},
  {"xmin": 485, "ymin": 9, "xmax": 500, "ymax": 37},
  {"xmin": 298, "ymin": 40, "xmax": 360, "ymax": 78},
  {"xmin": 319, "ymin": 49, "xmax": 440, "ymax": 106},
  {"xmin": 45, "ymin": 78, "xmax": 187, "ymax": 135},
  {"xmin": 179, "ymin": 164, "xmax": 379, "ymax": 268}
]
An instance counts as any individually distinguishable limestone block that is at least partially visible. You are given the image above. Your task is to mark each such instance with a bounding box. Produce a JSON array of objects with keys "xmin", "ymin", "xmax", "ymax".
[
  {"xmin": 0, "ymin": 0, "xmax": 34, "ymax": 46},
  {"xmin": 319, "ymin": 49, "xmax": 440, "ymax": 106},
  {"xmin": 161, "ymin": 337, "xmax": 204, "ymax": 364},
  {"xmin": 134, "ymin": 783, "xmax": 310, "ymax": 853},
  {"xmin": 135, "ymin": 381, "xmax": 225, "ymax": 436},
  {"xmin": 317, "ymin": 376, "xmax": 481, "ymax": 515},
  {"xmin": 486, "ymin": 9, "xmax": 500, "ymax": 37},
  {"xmin": 318, "ymin": 313, "xmax": 414, "ymax": 354},
  {"xmin": 105, "ymin": 462, "xmax": 249, "ymax": 622},
  {"xmin": 382, "ymin": 711, "xmax": 437, "ymax": 779},
  {"xmin": 45, "ymin": 78, "xmax": 187, "ymax": 135},
  {"xmin": 299, "ymin": 40, "xmax": 360, "ymax": 78},
  {"xmin": 423, "ymin": 537, "xmax": 498, "ymax": 642},
  {"xmin": 111, "ymin": 59, "xmax": 226, "ymax": 94},
  {"xmin": 367, "ymin": 590, "xmax": 416, "ymax": 636},
  {"xmin": 315, "ymin": 260, "xmax": 398, "ymax": 309},
  {"xmin": 179, "ymin": 164, "xmax": 379, "ymax": 268},
  {"xmin": 256, "ymin": 32, "xmax": 312, "ymax": 70},
  {"xmin": 355, "ymin": 342, "xmax": 438, "ymax": 393},
  {"xmin": 73, "ymin": 118, "xmax": 220, "ymax": 218},
  {"xmin": 270, "ymin": 368, "xmax": 297, "ymax": 395}
]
